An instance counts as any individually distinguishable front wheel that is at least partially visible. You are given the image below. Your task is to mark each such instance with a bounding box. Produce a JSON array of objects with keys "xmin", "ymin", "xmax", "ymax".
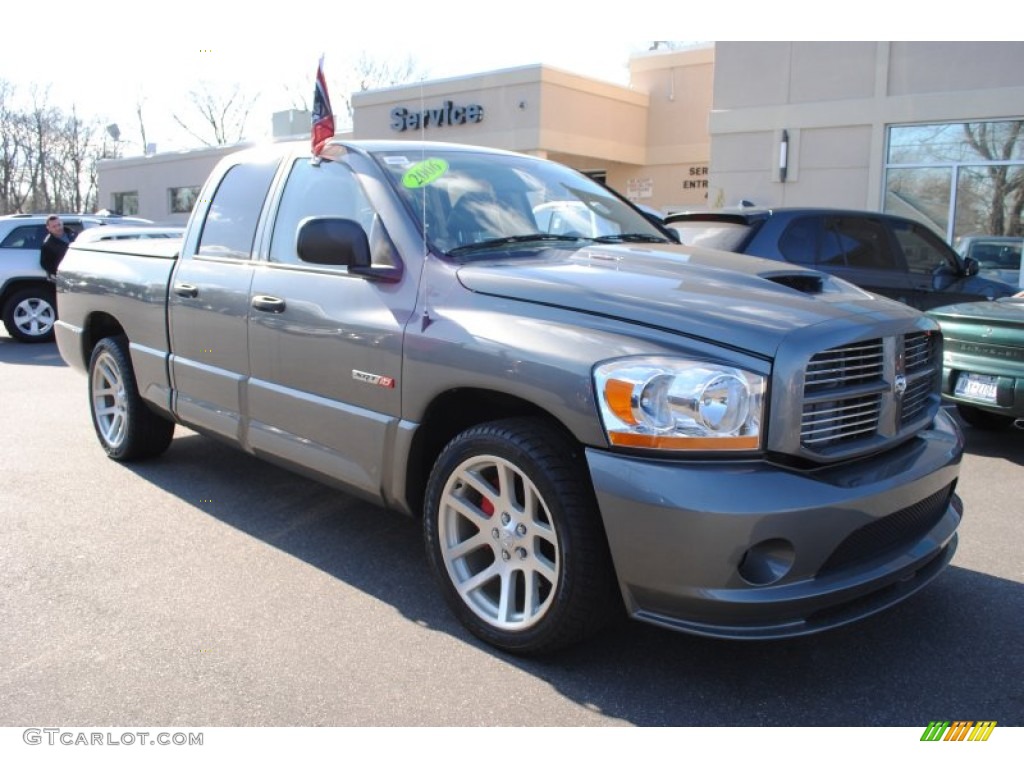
[
  {"xmin": 424, "ymin": 418, "xmax": 619, "ymax": 654},
  {"xmin": 88, "ymin": 336, "xmax": 175, "ymax": 461},
  {"xmin": 2, "ymin": 285, "xmax": 56, "ymax": 343}
]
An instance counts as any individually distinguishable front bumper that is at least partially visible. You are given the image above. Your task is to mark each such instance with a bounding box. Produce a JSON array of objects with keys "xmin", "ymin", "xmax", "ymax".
[{"xmin": 587, "ymin": 408, "xmax": 964, "ymax": 639}]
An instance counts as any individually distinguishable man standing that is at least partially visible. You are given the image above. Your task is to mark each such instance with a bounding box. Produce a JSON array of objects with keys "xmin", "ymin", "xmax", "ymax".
[{"xmin": 40, "ymin": 215, "xmax": 73, "ymax": 280}]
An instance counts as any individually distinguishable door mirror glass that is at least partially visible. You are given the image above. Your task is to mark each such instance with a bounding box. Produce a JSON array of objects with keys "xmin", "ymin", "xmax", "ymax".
[{"xmin": 297, "ymin": 217, "xmax": 371, "ymax": 268}]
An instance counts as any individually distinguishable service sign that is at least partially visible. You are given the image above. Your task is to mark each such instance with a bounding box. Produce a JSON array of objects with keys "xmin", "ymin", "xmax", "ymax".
[
  {"xmin": 683, "ymin": 165, "xmax": 708, "ymax": 192},
  {"xmin": 391, "ymin": 101, "xmax": 485, "ymax": 132}
]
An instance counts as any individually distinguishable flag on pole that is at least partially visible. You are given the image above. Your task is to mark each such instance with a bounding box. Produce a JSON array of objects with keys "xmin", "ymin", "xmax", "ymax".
[{"xmin": 312, "ymin": 55, "xmax": 335, "ymax": 155}]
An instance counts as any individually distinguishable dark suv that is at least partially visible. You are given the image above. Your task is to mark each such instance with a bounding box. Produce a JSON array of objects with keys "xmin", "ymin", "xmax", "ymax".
[{"xmin": 664, "ymin": 208, "xmax": 1016, "ymax": 310}]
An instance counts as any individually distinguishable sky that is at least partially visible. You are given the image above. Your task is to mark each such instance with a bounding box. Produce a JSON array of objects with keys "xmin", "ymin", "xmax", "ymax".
[
  {"xmin": 1, "ymin": 2, "xmax": 987, "ymax": 153},
  {"xmin": 3, "ymin": 2, "xmax": 662, "ymax": 152}
]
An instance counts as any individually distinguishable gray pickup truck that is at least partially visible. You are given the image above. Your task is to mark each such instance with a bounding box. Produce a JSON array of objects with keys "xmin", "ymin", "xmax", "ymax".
[{"xmin": 55, "ymin": 140, "xmax": 965, "ymax": 654}]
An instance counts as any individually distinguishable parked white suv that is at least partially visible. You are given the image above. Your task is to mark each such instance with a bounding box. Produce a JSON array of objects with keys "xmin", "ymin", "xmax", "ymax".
[{"xmin": 0, "ymin": 213, "xmax": 151, "ymax": 342}]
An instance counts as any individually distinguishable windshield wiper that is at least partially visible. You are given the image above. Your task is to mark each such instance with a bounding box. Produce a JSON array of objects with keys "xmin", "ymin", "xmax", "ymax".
[
  {"xmin": 447, "ymin": 234, "xmax": 586, "ymax": 255},
  {"xmin": 591, "ymin": 233, "xmax": 671, "ymax": 244}
]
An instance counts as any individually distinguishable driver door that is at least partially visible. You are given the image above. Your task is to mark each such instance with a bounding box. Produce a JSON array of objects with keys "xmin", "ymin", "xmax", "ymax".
[
  {"xmin": 890, "ymin": 220, "xmax": 974, "ymax": 310},
  {"xmin": 245, "ymin": 157, "xmax": 412, "ymax": 498}
]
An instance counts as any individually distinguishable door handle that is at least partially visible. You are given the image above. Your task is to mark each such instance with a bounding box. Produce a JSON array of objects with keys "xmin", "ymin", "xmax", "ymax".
[
  {"xmin": 174, "ymin": 283, "xmax": 199, "ymax": 298},
  {"xmin": 251, "ymin": 295, "xmax": 287, "ymax": 313}
]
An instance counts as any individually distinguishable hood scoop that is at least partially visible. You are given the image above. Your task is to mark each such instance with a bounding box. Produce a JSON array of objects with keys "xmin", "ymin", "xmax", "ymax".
[{"xmin": 764, "ymin": 272, "xmax": 825, "ymax": 294}]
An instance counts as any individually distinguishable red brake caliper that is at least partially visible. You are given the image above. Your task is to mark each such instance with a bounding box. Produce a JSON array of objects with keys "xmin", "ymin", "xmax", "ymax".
[
  {"xmin": 481, "ymin": 497, "xmax": 495, "ymax": 517},
  {"xmin": 480, "ymin": 471, "xmax": 498, "ymax": 517}
]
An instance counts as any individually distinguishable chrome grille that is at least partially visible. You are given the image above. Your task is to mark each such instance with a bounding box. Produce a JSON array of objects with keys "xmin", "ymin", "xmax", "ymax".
[
  {"xmin": 801, "ymin": 395, "xmax": 881, "ymax": 445},
  {"xmin": 805, "ymin": 340, "xmax": 884, "ymax": 392},
  {"xmin": 799, "ymin": 332, "xmax": 939, "ymax": 454},
  {"xmin": 903, "ymin": 332, "xmax": 933, "ymax": 373},
  {"xmin": 900, "ymin": 332, "xmax": 938, "ymax": 428},
  {"xmin": 901, "ymin": 377, "xmax": 933, "ymax": 424},
  {"xmin": 802, "ymin": 340, "xmax": 884, "ymax": 448}
]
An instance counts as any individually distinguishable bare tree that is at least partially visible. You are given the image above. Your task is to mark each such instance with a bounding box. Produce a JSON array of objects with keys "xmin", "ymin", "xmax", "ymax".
[
  {"xmin": 172, "ymin": 82, "xmax": 260, "ymax": 147},
  {"xmin": 0, "ymin": 80, "xmax": 32, "ymax": 212},
  {"xmin": 280, "ymin": 52, "xmax": 429, "ymax": 128},
  {"xmin": 56, "ymin": 105, "xmax": 101, "ymax": 212},
  {"xmin": 342, "ymin": 53, "xmax": 427, "ymax": 119},
  {"xmin": 27, "ymin": 86, "xmax": 58, "ymax": 211},
  {"xmin": 0, "ymin": 79, "xmax": 112, "ymax": 213},
  {"xmin": 962, "ymin": 121, "xmax": 1024, "ymax": 236}
]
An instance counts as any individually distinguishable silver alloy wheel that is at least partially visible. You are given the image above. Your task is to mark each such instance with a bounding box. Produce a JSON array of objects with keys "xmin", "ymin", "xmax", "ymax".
[
  {"xmin": 91, "ymin": 350, "xmax": 128, "ymax": 449},
  {"xmin": 13, "ymin": 296, "xmax": 55, "ymax": 338},
  {"xmin": 438, "ymin": 454, "xmax": 560, "ymax": 631}
]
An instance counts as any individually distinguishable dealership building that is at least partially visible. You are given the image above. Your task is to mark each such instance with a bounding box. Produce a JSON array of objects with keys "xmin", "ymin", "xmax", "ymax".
[{"xmin": 99, "ymin": 41, "xmax": 1024, "ymax": 244}]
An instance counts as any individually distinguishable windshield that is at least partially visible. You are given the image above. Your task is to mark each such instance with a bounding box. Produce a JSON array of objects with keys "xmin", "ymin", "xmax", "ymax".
[
  {"xmin": 665, "ymin": 220, "xmax": 752, "ymax": 250},
  {"xmin": 371, "ymin": 148, "xmax": 670, "ymax": 256},
  {"xmin": 961, "ymin": 239, "xmax": 1022, "ymax": 271}
]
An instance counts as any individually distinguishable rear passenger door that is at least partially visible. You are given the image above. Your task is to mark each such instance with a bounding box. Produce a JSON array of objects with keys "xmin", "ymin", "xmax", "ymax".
[
  {"xmin": 167, "ymin": 155, "xmax": 280, "ymax": 443},
  {"xmin": 0, "ymin": 224, "xmax": 50, "ymax": 278}
]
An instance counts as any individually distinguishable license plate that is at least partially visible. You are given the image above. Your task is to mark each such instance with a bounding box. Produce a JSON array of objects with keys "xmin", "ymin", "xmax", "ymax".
[{"xmin": 955, "ymin": 372, "xmax": 999, "ymax": 403}]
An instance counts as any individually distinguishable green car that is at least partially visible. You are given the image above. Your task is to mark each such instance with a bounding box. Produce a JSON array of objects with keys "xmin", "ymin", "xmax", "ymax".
[{"xmin": 928, "ymin": 294, "xmax": 1024, "ymax": 430}]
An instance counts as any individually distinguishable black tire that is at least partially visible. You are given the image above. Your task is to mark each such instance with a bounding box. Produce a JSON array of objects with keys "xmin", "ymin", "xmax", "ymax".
[
  {"xmin": 2, "ymin": 285, "xmax": 57, "ymax": 343},
  {"xmin": 423, "ymin": 417, "xmax": 620, "ymax": 655},
  {"xmin": 88, "ymin": 336, "xmax": 175, "ymax": 461},
  {"xmin": 956, "ymin": 403, "xmax": 1015, "ymax": 431}
]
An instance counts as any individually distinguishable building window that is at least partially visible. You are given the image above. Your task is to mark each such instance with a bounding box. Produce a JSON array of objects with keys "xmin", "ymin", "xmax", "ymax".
[
  {"xmin": 170, "ymin": 186, "xmax": 201, "ymax": 214},
  {"xmin": 111, "ymin": 191, "xmax": 139, "ymax": 216},
  {"xmin": 884, "ymin": 119, "xmax": 1024, "ymax": 243}
]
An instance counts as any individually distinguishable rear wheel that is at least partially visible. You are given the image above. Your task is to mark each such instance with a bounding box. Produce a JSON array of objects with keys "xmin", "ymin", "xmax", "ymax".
[
  {"xmin": 88, "ymin": 336, "xmax": 175, "ymax": 461},
  {"xmin": 424, "ymin": 418, "xmax": 619, "ymax": 654},
  {"xmin": 956, "ymin": 403, "xmax": 1015, "ymax": 431},
  {"xmin": 2, "ymin": 286, "xmax": 56, "ymax": 343}
]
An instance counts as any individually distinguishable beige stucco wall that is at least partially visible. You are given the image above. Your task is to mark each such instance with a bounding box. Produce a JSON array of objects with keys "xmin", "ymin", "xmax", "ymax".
[
  {"xmin": 887, "ymin": 41, "xmax": 1024, "ymax": 95},
  {"xmin": 708, "ymin": 42, "xmax": 1024, "ymax": 211},
  {"xmin": 352, "ymin": 65, "xmax": 650, "ymax": 165},
  {"xmin": 98, "ymin": 145, "xmax": 237, "ymax": 224},
  {"xmin": 615, "ymin": 46, "xmax": 714, "ymax": 212},
  {"xmin": 350, "ymin": 55, "xmax": 716, "ymax": 212}
]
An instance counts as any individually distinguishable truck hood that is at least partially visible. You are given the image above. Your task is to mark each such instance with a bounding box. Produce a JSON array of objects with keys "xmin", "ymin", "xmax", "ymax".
[{"xmin": 456, "ymin": 243, "xmax": 920, "ymax": 358}]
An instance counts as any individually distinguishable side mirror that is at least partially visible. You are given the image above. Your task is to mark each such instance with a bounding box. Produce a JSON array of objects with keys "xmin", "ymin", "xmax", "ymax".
[
  {"xmin": 297, "ymin": 217, "xmax": 371, "ymax": 269},
  {"xmin": 962, "ymin": 255, "xmax": 980, "ymax": 276}
]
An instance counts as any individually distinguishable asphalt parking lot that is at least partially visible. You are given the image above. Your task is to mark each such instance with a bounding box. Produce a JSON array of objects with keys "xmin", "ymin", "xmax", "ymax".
[{"xmin": 1, "ymin": 330, "xmax": 1022, "ymax": 727}]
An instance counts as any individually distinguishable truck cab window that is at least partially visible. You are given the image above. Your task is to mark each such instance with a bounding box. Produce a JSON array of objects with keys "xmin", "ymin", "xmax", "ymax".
[
  {"xmin": 269, "ymin": 160, "xmax": 375, "ymax": 266},
  {"xmin": 196, "ymin": 159, "xmax": 278, "ymax": 260}
]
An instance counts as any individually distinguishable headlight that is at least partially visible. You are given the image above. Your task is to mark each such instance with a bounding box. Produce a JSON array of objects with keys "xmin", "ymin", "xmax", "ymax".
[{"xmin": 594, "ymin": 358, "xmax": 765, "ymax": 451}]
